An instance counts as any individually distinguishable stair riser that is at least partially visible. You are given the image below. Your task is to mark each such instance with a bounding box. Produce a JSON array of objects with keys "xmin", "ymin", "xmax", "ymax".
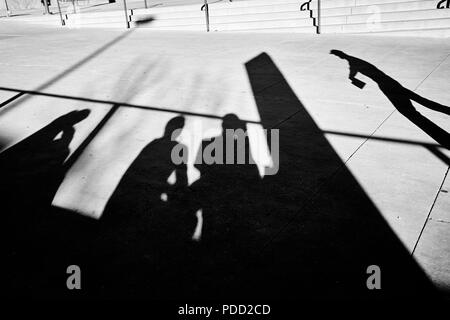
[
  {"xmin": 231, "ymin": 26, "xmax": 318, "ymax": 33},
  {"xmin": 321, "ymin": 9, "xmax": 450, "ymax": 25},
  {"xmin": 322, "ymin": 18, "xmax": 450, "ymax": 33},
  {"xmin": 133, "ymin": 11, "xmax": 310, "ymax": 25},
  {"xmin": 316, "ymin": 0, "xmax": 438, "ymax": 8},
  {"xmin": 364, "ymin": 28, "xmax": 450, "ymax": 37},
  {"xmin": 131, "ymin": 18, "xmax": 314, "ymax": 30},
  {"xmin": 10, "ymin": 0, "xmax": 449, "ymax": 38},
  {"xmin": 134, "ymin": 4, "xmax": 306, "ymax": 19},
  {"xmin": 316, "ymin": 1, "xmax": 442, "ymax": 17}
]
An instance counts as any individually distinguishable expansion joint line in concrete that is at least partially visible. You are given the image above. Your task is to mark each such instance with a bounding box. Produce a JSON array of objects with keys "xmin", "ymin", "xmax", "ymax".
[
  {"xmin": 412, "ymin": 166, "xmax": 449, "ymax": 256},
  {"xmin": 412, "ymin": 53, "xmax": 450, "ymax": 92},
  {"xmin": 257, "ymin": 106, "xmax": 396, "ymax": 254},
  {"xmin": 258, "ymin": 51, "xmax": 450, "ymax": 255},
  {"xmin": 343, "ymin": 52, "xmax": 450, "ymax": 167},
  {"xmin": 0, "ymin": 30, "xmax": 132, "ymax": 113},
  {"xmin": 406, "ymin": 53, "xmax": 450, "ymax": 256}
]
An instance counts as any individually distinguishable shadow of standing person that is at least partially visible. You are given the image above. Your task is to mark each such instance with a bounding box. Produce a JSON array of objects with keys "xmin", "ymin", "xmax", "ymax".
[
  {"xmin": 331, "ymin": 50, "xmax": 450, "ymax": 149},
  {"xmin": 102, "ymin": 115, "xmax": 188, "ymax": 223},
  {"xmin": 1, "ymin": 109, "xmax": 91, "ymax": 295},
  {"xmin": 183, "ymin": 113, "xmax": 263, "ymax": 298},
  {"xmin": 0, "ymin": 109, "xmax": 91, "ymax": 211},
  {"xmin": 94, "ymin": 116, "xmax": 194, "ymax": 297}
]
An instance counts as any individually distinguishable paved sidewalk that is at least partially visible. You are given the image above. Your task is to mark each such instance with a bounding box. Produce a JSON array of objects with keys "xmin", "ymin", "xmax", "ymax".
[{"xmin": 1, "ymin": 22, "xmax": 449, "ymax": 298}]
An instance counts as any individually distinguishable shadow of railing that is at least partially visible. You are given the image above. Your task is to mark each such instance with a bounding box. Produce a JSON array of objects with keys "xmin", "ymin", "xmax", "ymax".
[{"xmin": 1, "ymin": 48, "xmax": 448, "ymax": 299}]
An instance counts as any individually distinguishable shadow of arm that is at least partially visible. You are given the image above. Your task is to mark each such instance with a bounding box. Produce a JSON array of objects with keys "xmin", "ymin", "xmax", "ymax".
[{"xmin": 408, "ymin": 89, "xmax": 450, "ymax": 116}]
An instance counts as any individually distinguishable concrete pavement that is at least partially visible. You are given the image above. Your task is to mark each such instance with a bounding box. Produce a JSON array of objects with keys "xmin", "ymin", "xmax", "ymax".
[{"xmin": 1, "ymin": 21, "xmax": 449, "ymax": 297}]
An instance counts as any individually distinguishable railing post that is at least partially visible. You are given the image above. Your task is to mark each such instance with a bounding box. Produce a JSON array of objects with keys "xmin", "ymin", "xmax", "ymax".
[
  {"xmin": 3, "ymin": 0, "xmax": 11, "ymax": 17},
  {"xmin": 203, "ymin": 0, "xmax": 210, "ymax": 32},
  {"xmin": 317, "ymin": 0, "xmax": 321, "ymax": 34},
  {"xmin": 71, "ymin": 0, "xmax": 77, "ymax": 13},
  {"xmin": 56, "ymin": 0, "xmax": 65, "ymax": 26},
  {"xmin": 43, "ymin": 0, "xmax": 50, "ymax": 15},
  {"xmin": 144, "ymin": 0, "xmax": 148, "ymax": 9},
  {"xmin": 123, "ymin": 0, "xmax": 130, "ymax": 28}
]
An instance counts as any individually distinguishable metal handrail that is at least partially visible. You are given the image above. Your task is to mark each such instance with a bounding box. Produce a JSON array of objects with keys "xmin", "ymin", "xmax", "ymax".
[
  {"xmin": 201, "ymin": 0, "xmax": 233, "ymax": 32},
  {"xmin": 56, "ymin": 0, "xmax": 66, "ymax": 26},
  {"xmin": 3, "ymin": 0, "xmax": 11, "ymax": 17},
  {"xmin": 300, "ymin": 0, "xmax": 320, "ymax": 34},
  {"xmin": 43, "ymin": 0, "xmax": 50, "ymax": 14},
  {"xmin": 201, "ymin": 0, "xmax": 210, "ymax": 32},
  {"xmin": 123, "ymin": 0, "xmax": 130, "ymax": 28},
  {"xmin": 317, "ymin": 0, "xmax": 321, "ymax": 34}
]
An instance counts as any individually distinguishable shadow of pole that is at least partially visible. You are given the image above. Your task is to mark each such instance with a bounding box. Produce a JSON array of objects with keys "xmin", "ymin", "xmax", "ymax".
[
  {"xmin": 0, "ymin": 17, "xmax": 154, "ymax": 115},
  {"xmin": 244, "ymin": 52, "xmax": 438, "ymax": 299}
]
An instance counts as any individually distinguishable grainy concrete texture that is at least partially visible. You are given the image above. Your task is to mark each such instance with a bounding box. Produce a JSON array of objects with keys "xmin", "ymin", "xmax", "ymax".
[{"xmin": 1, "ymin": 21, "xmax": 449, "ymax": 299}]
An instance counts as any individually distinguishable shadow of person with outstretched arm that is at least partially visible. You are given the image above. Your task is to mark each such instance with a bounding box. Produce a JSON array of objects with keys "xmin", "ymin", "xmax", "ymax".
[{"xmin": 330, "ymin": 50, "xmax": 450, "ymax": 149}]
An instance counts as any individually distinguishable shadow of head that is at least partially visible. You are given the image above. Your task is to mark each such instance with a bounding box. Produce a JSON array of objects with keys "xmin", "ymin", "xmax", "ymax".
[
  {"xmin": 52, "ymin": 109, "xmax": 91, "ymax": 129},
  {"xmin": 330, "ymin": 49, "xmax": 348, "ymax": 60},
  {"xmin": 134, "ymin": 16, "xmax": 155, "ymax": 27},
  {"xmin": 164, "ymin": 116, "xmax": 185, "ymax": 139},
  {"xmin": 222, "ymin": 113, "xmax": 246, "ymax": 132}
]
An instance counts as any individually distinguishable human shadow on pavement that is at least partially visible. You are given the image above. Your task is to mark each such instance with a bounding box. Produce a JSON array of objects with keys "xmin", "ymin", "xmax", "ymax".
[
  {"xmin": 4, "ymin": 54, "xmax": 442, "ymax": 300},
  {"xmin": 209, "ymin": 52, "xmax": 437, "ymax": 300},
  {"xmin": 85, "ymin": 48, "xmax": 438, "ymax": 299},
  {"xmin": 331, "ymin": 50, "xmax": 450, "ymax": 149},
  {"xmin": 179, "ymin": 113, "xmax": 265, "ymax": 297},
  {"xmin": 88, "ymin": 116, "xmax": 197, "ymax": 297},
  {"xmin": 0, "ymin": 109, "xmax": 90, "ymax": 208},
  {"xmin": 102, "ymin": 115, "xmax": 189, "ymax": 224},
  {"xmin": 2, "ymin": 109, "xmax": 91, "ymax": 295}
]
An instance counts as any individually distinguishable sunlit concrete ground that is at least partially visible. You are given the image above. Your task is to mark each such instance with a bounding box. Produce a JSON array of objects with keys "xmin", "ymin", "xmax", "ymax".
[{"xmin": 1, "ymin": 21, "xmax": 449, "ymax": 296}]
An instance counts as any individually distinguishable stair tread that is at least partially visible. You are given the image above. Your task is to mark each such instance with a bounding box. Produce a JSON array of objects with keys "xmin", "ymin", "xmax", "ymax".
[{"xmin": 323, "ymin": 16, "xmax": 450, "ymax": 27}]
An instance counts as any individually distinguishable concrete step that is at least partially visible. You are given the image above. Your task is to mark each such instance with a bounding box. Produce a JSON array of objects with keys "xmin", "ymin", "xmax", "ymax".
[
  {"xmin": 4, "ymin": 14, "xmax": 64, "ymax": 23},
  {"xmin": 66, "ymin": 22, "xmax": 128, "ymax": 29},
  {"xmin": 229, "ymin": 25, "xmax": 318, "ymax": 33},
  {"xmin": 322, "ymin": 17, "xmax": 450, "ymax": 33},
  {"xmin": 209, "ymin": 17, "xmax": 314, "ymax": 31},
  {"xmin": 68, "ymin": 1, "xmax": 315, "ymax": 31},
  {"xmin": 131, "ymin": 10, "xmax": 310, "ymax": 25},
  {"xmin": 66, "ymin": 10, "xmax": 132, "ymax": 19},
  {"xmin": 66, "ymin": 15, "xmax": 128, "ymax": 26},
  {"xmin": 132, "ymin": 17, "xmax": 314, "ymax": 31},
  {"xmin": 8, "ymin": 0, "xmax": 449, "ymax": 37},
  {"xmin": 351, "ymin": 0, "xmax": 440, "ymax": 15},
  {"xmin": 128, "ymin": 22, "xmax": 207, "ymax": 31},
  {"xmin": 317, "ymin": 0, "xmax": 438, "ymax": 8},
  {"xmin": 316, "ymin": 0, "xmax": 442, "ymax": 17},
  {"xmin": 322, "ymin": 8, "xmax": 450, "ymax": 25},
  {"xmin": 132, "ymin": 4, "xmax": 306, "ymax": 20},
  {"xmin": 364, "ymin": 27, "xmax": 450, "ymax": 37}
]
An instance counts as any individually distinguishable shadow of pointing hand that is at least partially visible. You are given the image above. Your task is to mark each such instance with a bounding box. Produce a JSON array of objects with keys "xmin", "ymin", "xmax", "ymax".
[{"xmin": 0, "ymin": 109, "xmax": 91, "ymax": 206}]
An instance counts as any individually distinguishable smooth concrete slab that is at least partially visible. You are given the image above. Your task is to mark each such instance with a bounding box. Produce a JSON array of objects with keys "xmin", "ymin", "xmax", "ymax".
[
  {"xmin": 1, "ymin": 22, "xmax": 449, "ymax": 296},
  {"xmin": 342, "ymin": 111, "xmax": 448, "ymax": 252},
  {"xmin": 414, "ymin": 172, "xmax": 450, "ymax": 291}
]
